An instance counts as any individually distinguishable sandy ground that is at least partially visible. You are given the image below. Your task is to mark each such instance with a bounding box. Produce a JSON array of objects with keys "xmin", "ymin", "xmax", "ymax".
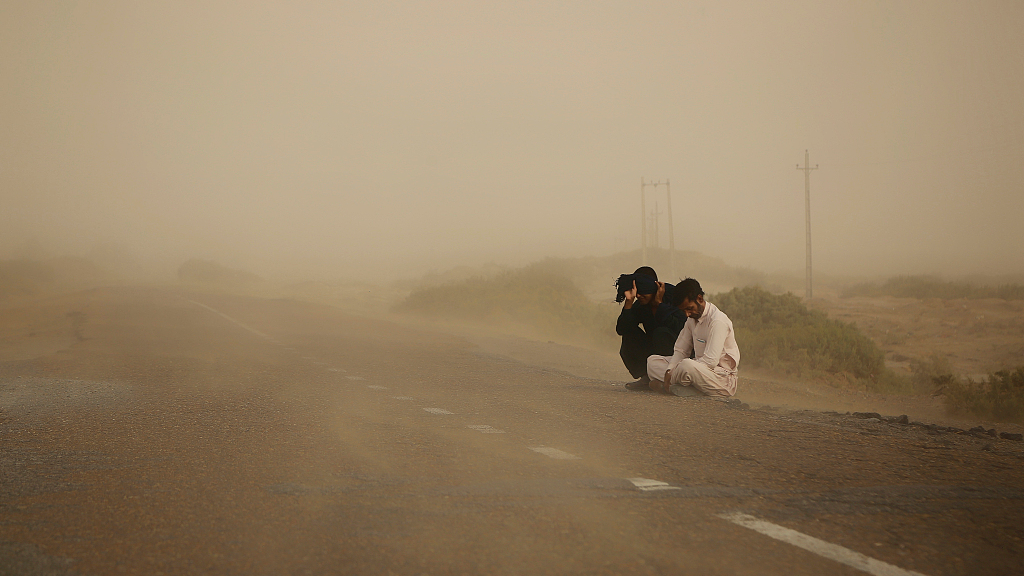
[{"xmin": 2, "ymin": 286, "xmax": 1023, "ymax": 575}]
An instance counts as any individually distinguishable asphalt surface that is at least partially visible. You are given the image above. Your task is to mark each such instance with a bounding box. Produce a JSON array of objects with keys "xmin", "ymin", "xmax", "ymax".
[{"xmin": 1, "ymin": 287, "xmax": 1023, "ymax": 575}]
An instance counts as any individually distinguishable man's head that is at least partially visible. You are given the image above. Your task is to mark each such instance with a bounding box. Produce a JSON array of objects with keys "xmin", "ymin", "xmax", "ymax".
[
  {"xmin": 614, "ymin": 268, "xmax": 659, "ymax": 304},
  {"xmin": 633, "ymin": 266, "xmax": 658, "ymax": 281},
  {"xmin": 671, "ymin": 277, "xmax": 706, "ymax": 319},
  {"xmin": 632, "ymin": 266, "xmax": 659, "ymax": 305}
]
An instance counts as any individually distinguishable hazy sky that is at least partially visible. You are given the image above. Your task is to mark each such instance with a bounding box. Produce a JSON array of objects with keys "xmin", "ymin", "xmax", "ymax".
[{"xmin": 2, "ymin": 1, "xmax": 1023, "ymax": 279}]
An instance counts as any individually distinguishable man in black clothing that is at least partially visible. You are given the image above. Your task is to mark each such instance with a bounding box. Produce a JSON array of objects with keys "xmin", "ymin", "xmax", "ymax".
[{"xmin": 615, "ymin": 267, "xmax": 688, "ymax": 390}]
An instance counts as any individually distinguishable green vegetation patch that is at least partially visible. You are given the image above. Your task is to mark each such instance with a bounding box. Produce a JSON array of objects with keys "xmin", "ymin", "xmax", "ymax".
[
  {"xmin": 713, "ymin": 286, "xmax": 907, "ymax": 392},
  {"xmin": 393, "ymin": 264, "xmax": 618, "ymax": 347},
  {"xmin": 943, "ymin": 367, "xmax": 1024, "ymax": 425},
  {"xmin": 843, "ymin": 275, "xmax": 1024, "ymax": 300}
]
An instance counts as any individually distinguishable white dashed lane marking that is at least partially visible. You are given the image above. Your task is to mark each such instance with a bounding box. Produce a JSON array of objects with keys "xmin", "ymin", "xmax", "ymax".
[
  {"xmin": 187, "ymin": 296, "xmax": 930, "ymax": 576},
  {"xmin": 718, "ymin": 513, "xmax": 929, "ymax": 576},
  {"xmin": 528, "ymin": 447, "xmax": 581, "ymax": 460},
  {"xmin": 367, "ymin": 385, "xmax": 387, "ymax": 390},
  {"xmin": 467, "ymin": 425, "xmax": 505, "ymax": 434},
  {"xmin": 184, "ymin": 299, "xmax": 274, "ymax": 341},
  {"xmin": 627, "ymin": 478, "xmax": 681, "ymax": 492}
]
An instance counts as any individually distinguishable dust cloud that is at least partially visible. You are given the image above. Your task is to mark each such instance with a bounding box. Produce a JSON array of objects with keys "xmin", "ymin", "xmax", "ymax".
[
  {"xmin": 3, "ymin": 9, "xmax": 1024, "ymax": 572},
  {"xmin": 2, "ymin": 1, "xmax": 1023, "ymax": 282}
]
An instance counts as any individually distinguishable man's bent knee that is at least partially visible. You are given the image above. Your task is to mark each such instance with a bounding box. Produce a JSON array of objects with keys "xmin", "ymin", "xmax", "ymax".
[
  {"xmin": 647, "ymin": 355, "xmax": 672, "ymax": 382},
  {"xmin": 672, "ymin": 359, "xmax": 701, "ymax": 383},
  {"xmin": 675, "ymin": 359, "xmax": 733, "ymax": 397}
]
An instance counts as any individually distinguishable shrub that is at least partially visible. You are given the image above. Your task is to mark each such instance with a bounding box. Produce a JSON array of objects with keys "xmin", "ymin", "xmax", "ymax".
[
  {"xmin": 944, "ymin": 367, "xmax": 1024, "ymax": 424},
  {"xmin": 393, "ymin": 264, "xmax": 618, "ymax": 347},
  {"xmin": 909, "ymin": 354, "xmax": 957, "ymax": 390},
  {"xmin": 713, "ymin": 286, "xmax": 907, "ymax": 392}
]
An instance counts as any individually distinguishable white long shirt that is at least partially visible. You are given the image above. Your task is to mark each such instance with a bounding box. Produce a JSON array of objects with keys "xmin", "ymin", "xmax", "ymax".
[{"xmin": 668, "ymin": 301, "xmax": 740, "ymax": 376}]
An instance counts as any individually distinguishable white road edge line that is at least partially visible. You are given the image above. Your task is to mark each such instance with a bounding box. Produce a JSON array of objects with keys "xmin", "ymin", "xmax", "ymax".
[
  {"xmin": 467, "ymin": 425, "xmax": 505, "ymax": 434},
  {"xmin": 627, "ymin": 478, "xmax": 681, "ymax": 491},
  {"xmin": 717, "ymin": 512, "xmax": 929, "ymax": 576},
  {"xmin": 423, "ymin": 408, "xmax": 454, "ymax": 415},
  {"xmin": 184, "ymin": 299, "xmax": 274, "ymax": 341},
  {"xmin": 528, "ymin": 447, "xmax": 581, "ymax": 460}
]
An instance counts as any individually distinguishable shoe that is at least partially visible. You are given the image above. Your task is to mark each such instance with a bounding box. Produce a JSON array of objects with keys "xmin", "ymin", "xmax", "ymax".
[{"xmin": 625, "ymin": 376, "xmax": 651, "ymax": 390}]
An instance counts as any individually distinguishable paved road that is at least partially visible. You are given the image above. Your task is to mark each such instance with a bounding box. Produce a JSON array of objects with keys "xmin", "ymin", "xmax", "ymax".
[{"xmin": 1, "ymin": 287, "xmax": 1022, "ymax": 575}]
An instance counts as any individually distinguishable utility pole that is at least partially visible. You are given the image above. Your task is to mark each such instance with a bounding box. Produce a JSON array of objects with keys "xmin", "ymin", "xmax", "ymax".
[
  {"xmin": 651, "ymin": 202, "xmax": 663, "ymax": 249},
  {"xmin": 665, "ymin": 179, "xmax": 676, "ymax": 279},
  {"xmin": 647, "ymin": 211, "xmax": 656, "ymax": 249},
  {"xmin": 640, "ymin": 178, "xmax": 672, "ymax": 270},
  {"xmin": 640, "ymin": 178, "xmax": 647, "ymax": 264},
  {"xmin": 796, "ymin": 150, "xmax": 818, "ymax": 299}
]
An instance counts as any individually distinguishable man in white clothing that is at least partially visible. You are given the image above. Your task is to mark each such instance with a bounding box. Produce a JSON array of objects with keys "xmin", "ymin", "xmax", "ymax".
[{"xmin": 647, "ymin": 278, "xmax": 740, "ymax": 397}]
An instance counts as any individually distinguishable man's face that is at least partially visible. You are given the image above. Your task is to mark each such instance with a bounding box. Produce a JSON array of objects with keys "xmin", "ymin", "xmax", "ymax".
[
  {"xmin": 679, "ymin": 294, "xmax": 706, "ymax": 319},
  {"xmin": 636, "ymin": 292, "xmax": 654, "ymax": 305}
]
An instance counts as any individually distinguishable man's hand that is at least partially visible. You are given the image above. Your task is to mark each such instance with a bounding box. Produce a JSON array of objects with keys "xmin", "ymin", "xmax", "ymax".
[
  {"xmin": 622, "ymin": 281, "xmax": 637, "ymax": 309},
  {"xmin": 652, "ymin": 281, "xmax": 665, "ymax": 305}
]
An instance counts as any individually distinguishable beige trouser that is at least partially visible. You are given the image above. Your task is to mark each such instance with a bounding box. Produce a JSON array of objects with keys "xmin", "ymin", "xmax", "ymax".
[{"xmin": 647, "ymin": 357, "xmax": 738, "ymax": 397}]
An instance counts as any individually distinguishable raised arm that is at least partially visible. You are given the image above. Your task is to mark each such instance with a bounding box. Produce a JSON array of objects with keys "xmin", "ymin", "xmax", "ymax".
[{"xmin": 615, "ymin": 281, "xmax": 640, "ymax": 335}]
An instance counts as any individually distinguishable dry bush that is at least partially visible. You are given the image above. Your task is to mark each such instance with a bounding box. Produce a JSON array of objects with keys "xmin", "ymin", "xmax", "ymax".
[
  {"xmin": 714, "ymin": 286, "xmax": 911, "ymax": 393},
  {"xmin": 393, "ymin": 264, "xmax": 618, "ymax": 348},
  {"xmin": 944, "ymin": 367, "xmax": 1024, "ymax": 425}
]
